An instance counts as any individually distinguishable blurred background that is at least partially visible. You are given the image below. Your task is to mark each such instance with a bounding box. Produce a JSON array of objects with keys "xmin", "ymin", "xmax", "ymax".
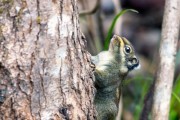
[{"xmin": 78, "ymin": 0, "xmax": 180, "ymax": 120}]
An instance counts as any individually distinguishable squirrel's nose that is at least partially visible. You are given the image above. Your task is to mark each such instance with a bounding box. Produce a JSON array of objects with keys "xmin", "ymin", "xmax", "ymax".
[{"xmin": 129, "ymin": 57, "xmax": 139, "ymax": 66}]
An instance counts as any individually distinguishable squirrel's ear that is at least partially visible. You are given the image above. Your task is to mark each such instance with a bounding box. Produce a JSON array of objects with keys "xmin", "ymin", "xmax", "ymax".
[{"xmin": 109, "ymin": 35, "xmax": 122, "ymax": 52}]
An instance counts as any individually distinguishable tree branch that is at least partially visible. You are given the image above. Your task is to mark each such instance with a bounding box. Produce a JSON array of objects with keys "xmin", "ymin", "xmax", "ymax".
[{"xmin": 152, "ymin": 0, "xmax": 180, "ymax": 119}]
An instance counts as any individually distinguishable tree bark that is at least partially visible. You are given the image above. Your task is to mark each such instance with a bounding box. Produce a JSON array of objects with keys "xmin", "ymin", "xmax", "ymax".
[
  {"xmin": 0, "ymin": 0, "xmax": 96, "ymax": 119},
  {"xmin": 152, "ymin": 0, "xmax": 180, "ymax": 119}
]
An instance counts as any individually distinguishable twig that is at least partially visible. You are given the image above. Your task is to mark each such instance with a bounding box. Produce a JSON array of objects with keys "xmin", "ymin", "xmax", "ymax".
[{"xmin": 79, "ymin": 0, "xmax": 99, "ymax": 16}]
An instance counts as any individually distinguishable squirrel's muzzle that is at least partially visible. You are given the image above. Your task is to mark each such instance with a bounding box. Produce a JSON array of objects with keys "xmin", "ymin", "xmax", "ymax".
[{"xmin": 127, "ymin": 56, "xmax": 139, "ymax": 71}]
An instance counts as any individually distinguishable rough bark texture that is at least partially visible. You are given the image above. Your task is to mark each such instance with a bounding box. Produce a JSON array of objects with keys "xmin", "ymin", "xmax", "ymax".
[
  {"xmin": 152, "ymin": 0, "xmax": 180, "ymax": 119},
  {"xmin": 0, "ymin": 0, "xmax": 96, "ymax": 119}
]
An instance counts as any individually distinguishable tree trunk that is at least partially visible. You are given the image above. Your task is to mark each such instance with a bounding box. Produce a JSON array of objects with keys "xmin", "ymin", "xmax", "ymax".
[
  {"xmin": 152, "ymin": 0, "xmax": 180, "ymax": 119},
  {"xmin": 0, "ymin": 0, "xmax": 96, "ymax": 119}
]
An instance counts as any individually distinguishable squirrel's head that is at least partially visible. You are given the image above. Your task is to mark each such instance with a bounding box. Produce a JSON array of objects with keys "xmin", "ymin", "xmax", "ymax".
[{"xmin": 109, "ymin": 35, "xmax": 140, "ymax": 74}]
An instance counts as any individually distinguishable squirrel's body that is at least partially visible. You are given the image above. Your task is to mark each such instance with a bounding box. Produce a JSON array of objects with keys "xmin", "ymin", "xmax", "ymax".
[{"xmin": 92, "ymin": 35, "xmax": 139, "ymax": 120}]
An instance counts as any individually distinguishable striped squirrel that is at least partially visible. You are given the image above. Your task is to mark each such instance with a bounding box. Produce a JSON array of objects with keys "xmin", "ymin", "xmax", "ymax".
[{"xmin": 91, "ymin": 35, "xmax": 139, "ymax": 120}]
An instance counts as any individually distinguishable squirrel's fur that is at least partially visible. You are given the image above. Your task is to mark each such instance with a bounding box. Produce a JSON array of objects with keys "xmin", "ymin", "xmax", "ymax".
[{"xmin": 92, "ymin": 35, "xmax": 139, "ymax": 120}]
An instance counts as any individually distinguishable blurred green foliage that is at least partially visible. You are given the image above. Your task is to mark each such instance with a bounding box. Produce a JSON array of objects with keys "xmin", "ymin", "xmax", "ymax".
[
  {"xmin": 170, "ymin": 75, "xmax": 180, "ymax": 120},
  {"xmin": 123, "ymin": 75, "xmax": 153, "ymax": 120},
  {"xmin": 122, "ymin": 74, "xmax": 180, "ymax": 120}
]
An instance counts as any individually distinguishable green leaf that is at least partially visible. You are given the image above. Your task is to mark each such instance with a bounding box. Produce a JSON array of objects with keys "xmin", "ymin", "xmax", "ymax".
[
  {"xmin": 172, "ymin": 91, "xmax": 180, "ymax": 103},
  {"xmin": 104, "ymin": 9, "xmax": 138, "ymax": 50},
  {"xmin": 169, "ymin": 75, "xmax": 180, "ymax": 119}
]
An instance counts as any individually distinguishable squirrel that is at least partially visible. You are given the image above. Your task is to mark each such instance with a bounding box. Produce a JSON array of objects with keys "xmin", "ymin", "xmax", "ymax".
[{"xmin": 91, "ymin": 35, "xmax": 139, "ymax": 120}]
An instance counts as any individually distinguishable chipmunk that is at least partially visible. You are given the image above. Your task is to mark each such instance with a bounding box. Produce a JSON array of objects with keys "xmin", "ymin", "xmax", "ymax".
[{"xmin": 91, "ymin": 35, "xmax": 139, "ymax": 120}]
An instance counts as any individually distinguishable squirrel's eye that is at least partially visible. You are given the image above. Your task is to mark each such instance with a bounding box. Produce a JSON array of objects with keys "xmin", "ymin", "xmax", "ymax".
[{"xmin": 124, "ymin": 45, "xmax": 131, "ymax": 54}]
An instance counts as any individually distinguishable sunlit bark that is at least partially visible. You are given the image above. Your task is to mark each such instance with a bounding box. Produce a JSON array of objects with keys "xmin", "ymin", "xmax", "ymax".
[
  {"xmin": 0, "ymin": 0, "xmax": 96, "ymax": 119},
  {"xmin": 152, "ymin": 0, "xmax": 180, "ymax": 119}
]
